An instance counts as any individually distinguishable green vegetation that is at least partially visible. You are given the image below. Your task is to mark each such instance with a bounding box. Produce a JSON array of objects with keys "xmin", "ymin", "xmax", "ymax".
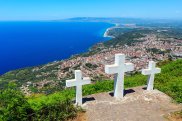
[
  {"xmin": 104, "ymin": 30, "xmax": 145, "ymax": 48},
  {"xmin": 0, "ymin": 24, "xmax": 182, "ymax": 120},
  {"xmin": 28, "ymin": 76, "xmax": 146, "ymax": 111},
  {"xmin": 1, "ymin": 27, "xmax": 181, "ymax": 94},
  {"xmin": 0, "ymin": 82, "xmax": 34, "ymax": 121},
  {"xmin": 159, "ymin": 28, "xmax": 182, "ymax": 39},
  {"xmin": 106, "ymin": 28, "xmax": 134, "ymax": 37},
  {"xmin": 29, "ymin": 59, "xmax": 182, "ymax": 107},
  {"xmin": 155, "ymin": 59, "xmax": 182, "ymax": 103},
  {"xmin": 146, "ymin": 48, "xmax": 166, "ymax": 55},
  {"xmin": 0, "ymin": 59, "xmax": 181, "ymax": 120},
  {"xmin": 28, "ymin": 59, "xmax": 182, "ymax": 115},
  {"xmin": 0, "ymin": 62, "xmax": 65, "ymax": 94},
  {"xmin": 0, "ymin": 83, "xmax": 81, "ymax": 121},
  {"xmin": 104, "ymin": 27, "xmax": 182, "ymax": 49},
  {"xmin": 85, "ymin": 63, "xmax": 98, "ymax": 69}
]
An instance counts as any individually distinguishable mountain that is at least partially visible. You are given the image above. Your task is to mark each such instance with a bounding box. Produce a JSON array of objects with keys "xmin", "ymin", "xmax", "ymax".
[{"xmin": 59, "ymin": 17, "xmax": 182, "ymax": 25}]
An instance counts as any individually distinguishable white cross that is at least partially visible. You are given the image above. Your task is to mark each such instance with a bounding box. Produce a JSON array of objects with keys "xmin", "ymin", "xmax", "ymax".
[
  {"xmin": 66, "ymin": 70, "xmax": 91, "ymax": 106},
  {"xmin": 105, "ymin": 54, "xmax": 134, "ymax": 99},
  {"xmin": 142, "ymin": 61, "xmax": 161, "ymax": 91}
]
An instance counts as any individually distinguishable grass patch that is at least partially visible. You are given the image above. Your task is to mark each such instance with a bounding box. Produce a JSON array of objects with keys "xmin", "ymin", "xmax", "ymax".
[
  {"xmin": 28, "ymin": 59, "xmax": 182, "ymax": 111},
  {"xmin": 1, "ymin": 59, "xmax": 181, "ymax": 120}
]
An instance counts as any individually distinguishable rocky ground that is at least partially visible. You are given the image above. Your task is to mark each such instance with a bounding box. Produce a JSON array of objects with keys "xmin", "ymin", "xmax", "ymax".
[{"xmin": 74, "ymin": 86, "xmax": 182, "ymax": 121}]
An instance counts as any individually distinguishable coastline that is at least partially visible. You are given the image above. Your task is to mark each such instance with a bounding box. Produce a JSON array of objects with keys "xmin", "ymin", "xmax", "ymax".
[
  {"xmin": 0, "ymin": 22, "xmax": 114, "ymax": 75},
  {"xmin": 103, "ymin": 23, "xmax": 139, "ymax": 38},
  {"xmin": 103, "ymin": 27, "xmax": 115, "ymax": 38},
  {"xmin": 103, "ymin": 23, "xmax": 121, "ymax": 38}
]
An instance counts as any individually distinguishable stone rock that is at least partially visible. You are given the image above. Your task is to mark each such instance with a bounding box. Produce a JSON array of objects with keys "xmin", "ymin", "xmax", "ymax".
[{"xmin": 82, "ymin": 86, "xmax": 182, "ymax": 121}]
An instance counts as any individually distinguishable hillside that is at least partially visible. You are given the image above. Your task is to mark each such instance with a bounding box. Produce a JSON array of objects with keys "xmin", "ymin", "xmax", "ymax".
[
  {"xmin": 0, "ymin": 26, "xmax": 182, "ymax": 96},
  {"xmin": 0, "ymin": 59, "xmax": 181, "ymax": 120},
  {"xmin": 27, "ymin": 59, "xmax": 182, "ymax": 120},
  {"xmin": 28, "ymin": 59, "xmax": 182, "ymax": 108}
]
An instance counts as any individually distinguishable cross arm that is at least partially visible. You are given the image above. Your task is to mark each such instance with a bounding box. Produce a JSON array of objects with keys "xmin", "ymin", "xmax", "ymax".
[
  {"xmin": 142, "ymin": 69, "xmax": 152, "ymax": 75},
  {"xmin": 66, "ymin": 79, "xmax": 76, "ymax": 87},
  {"xmin": 105, "ymin": 64, "xmax": 119, "ymax": 74},
  {"xmin": 155, "ymin": 68, "xmax": 161, "ymax": 74},
  {"xmin": 82, "ymin": 77, "xmax": 91, "ymax": 85},
  {"xmin": 142, "ymin": 68, "xmax": 161, "ymax": 75},
  {"xmin": 124, "ymin": 63, "xmax": 134, "ymax": 72}
]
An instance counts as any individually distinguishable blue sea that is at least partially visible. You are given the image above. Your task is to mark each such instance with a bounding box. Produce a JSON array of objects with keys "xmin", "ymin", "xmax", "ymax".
[{"xmin": 0, "ymin": 22, "xmax": 113, "ymax": 75}]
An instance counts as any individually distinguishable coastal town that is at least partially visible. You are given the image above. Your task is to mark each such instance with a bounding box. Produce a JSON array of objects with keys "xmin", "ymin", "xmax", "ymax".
[
  {"xmin": 1, "ymin": 0, "xmax": 182, "ymax": 120},
  {"xmin": 57, "ymin": 33, "xmax": 181, "ymax": 80},
  {"xmin": 6, "ymin": 26, "xmax": 182, "ymax": 95}
]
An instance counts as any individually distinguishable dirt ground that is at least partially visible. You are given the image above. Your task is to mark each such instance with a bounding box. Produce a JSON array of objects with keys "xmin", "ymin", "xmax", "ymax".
[
  {"xmin": 166, "ymin": 112, "xmax": 182, "ymax": 121},
  {"xmin": 71, "ymin": 112, "xmax": 87, "ymax": 121},
  {"xmin": 73, "ymin": 86, "xmax": 182, "ymax": 121}
]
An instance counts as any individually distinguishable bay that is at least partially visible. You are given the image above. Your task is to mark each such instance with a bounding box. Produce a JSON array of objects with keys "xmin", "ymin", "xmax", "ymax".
[{"xmin": 0, "ymin": 22, "xmax": 113, "ymax": 74}]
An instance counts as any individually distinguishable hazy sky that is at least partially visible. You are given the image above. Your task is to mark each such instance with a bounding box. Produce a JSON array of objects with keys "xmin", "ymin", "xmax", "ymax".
[{"xmin": 0, "ymin": 0, "xmax": 182, "ymax": 21}]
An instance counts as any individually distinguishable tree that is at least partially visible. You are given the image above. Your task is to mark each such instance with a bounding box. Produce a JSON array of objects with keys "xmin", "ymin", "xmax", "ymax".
[{"xmin": 0, "ymin": 82, "xmax": 34, "ymax": 121}]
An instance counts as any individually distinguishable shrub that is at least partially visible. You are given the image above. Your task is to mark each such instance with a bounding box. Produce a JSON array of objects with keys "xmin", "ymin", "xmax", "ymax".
[
  {"xmin": 0, "ymin": 83, "xmax": 80, "ymax": 121},
  {"xmin": 0, "ymin": 82, "xmax": 34, "ymax": 121},
  {"xmin": 32, "ymin": 99, "xmax": 79, "ymax": 121}
]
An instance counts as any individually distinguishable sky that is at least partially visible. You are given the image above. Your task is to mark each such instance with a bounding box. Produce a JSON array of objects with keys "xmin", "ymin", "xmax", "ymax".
[{"xmin": 0, "ymin": 0, "xmax": 182, "ymax": 21}]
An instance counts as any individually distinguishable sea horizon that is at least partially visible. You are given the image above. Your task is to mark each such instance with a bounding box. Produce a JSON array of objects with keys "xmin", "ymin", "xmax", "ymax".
[{"xmin": 0, "ymin": 21, "xmax": 113, "ymax": 75}]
